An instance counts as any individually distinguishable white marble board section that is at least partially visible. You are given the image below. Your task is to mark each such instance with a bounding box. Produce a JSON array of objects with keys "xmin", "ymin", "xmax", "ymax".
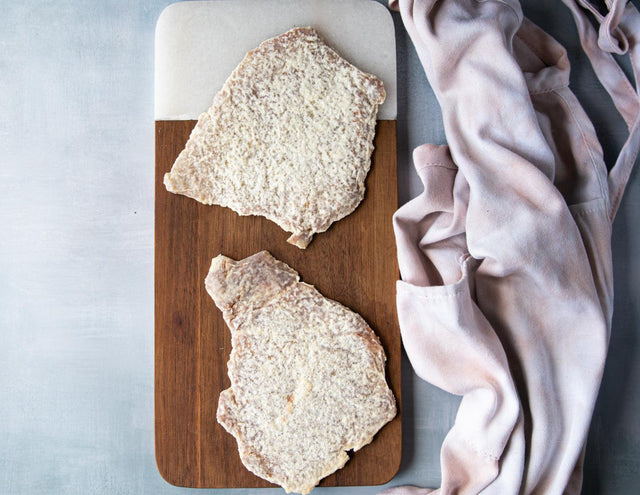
[{"xmin": 155, "ymin": 0, "xmax": 397, "ymax": 120}]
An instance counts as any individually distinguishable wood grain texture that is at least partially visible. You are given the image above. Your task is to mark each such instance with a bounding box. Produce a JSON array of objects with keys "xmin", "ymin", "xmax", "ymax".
[{"xmin": 155, "ymin": 119, "xmax": 401, "ymax": 489}]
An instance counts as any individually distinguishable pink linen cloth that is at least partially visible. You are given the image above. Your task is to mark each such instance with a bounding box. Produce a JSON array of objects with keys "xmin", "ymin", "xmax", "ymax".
[{"xmin": 384, "ymin": 0, "xmax": 640, "ymax": 493}]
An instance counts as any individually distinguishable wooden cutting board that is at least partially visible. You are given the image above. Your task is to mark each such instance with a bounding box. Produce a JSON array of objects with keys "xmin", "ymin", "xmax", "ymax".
[{"xmin": 154, "ymin": 0, "xmax": 400, "ymax": 489}]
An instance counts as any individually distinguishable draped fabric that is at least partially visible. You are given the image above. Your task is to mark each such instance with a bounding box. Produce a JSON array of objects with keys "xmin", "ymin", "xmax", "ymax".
[{"xmin": 383, "ymin": 1, "xmax": 640, "ymax": 493}]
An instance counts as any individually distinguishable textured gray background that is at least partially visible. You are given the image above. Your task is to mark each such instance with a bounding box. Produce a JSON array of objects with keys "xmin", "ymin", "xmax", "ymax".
[{"xmin": 1, "ymin": 1, "xmax": 638, "ymax": 494}]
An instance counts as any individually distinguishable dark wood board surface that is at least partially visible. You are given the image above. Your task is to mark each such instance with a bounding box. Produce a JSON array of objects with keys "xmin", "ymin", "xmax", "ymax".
[{"xmin": 154, "ymin": 119, "xmax": 401, "ymax": 488}]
